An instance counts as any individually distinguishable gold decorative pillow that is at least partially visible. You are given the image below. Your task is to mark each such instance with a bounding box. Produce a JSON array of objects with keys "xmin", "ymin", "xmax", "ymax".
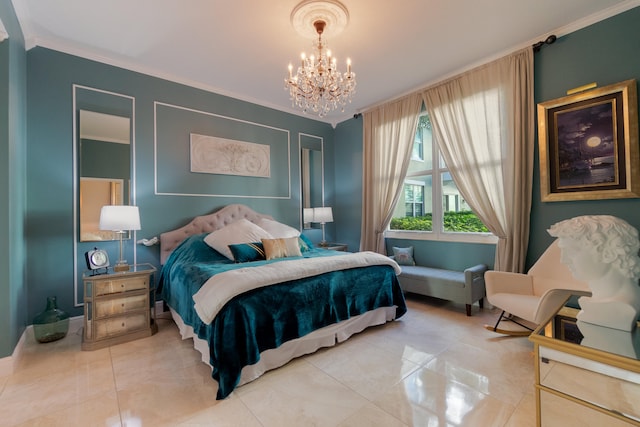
[{"xmin": 261, "ymin": 237, "xmax": 303, "ymax": 260}]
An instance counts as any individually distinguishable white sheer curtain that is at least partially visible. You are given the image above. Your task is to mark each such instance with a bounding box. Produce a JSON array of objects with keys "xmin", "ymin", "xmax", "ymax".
[
  {"xmin": 422, "ymin": 48, "xmax": 534, "ymax": 272},
  {"xmin": 360, "ymin": 93, "xmax": 423, "ymax": 253}
]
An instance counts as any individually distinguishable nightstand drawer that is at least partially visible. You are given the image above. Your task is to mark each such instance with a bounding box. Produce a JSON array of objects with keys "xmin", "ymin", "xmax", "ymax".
[
  {"xmin": 95, "ymin": 294, "xmax": 147, "ymax": 318},
  {"xmin": 94, "ymin": 276, "xmax": 148, "ymax": 296},
  {"xmin": 94, "ymin": 313, "xmax": 148, "ymax": 339},
  {"xmin": 539, "ymin": 348, "xmax": 640, "ymax": 421},
  {"xmin": 82, "ymin": 264, "xmax": 157, "ymax": 351},
  {"xmin": 540, "ymin": 389, "xmax": 633, "ymax": 427}
]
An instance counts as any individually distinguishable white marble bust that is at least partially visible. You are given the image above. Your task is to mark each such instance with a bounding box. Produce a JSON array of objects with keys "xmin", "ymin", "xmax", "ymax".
[{"xmin": 548, "ymin": 215, "xmax": 640, "ymax": 332}]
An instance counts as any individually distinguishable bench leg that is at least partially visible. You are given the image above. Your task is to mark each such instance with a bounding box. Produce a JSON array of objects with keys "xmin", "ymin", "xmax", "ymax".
[
  {"xmin": 479, "ymin": 298, "xmax": 484, "ymax": 309},
  {"xmin": 465, "ymin": 304, "xmax": 471, "ymax": 316}
]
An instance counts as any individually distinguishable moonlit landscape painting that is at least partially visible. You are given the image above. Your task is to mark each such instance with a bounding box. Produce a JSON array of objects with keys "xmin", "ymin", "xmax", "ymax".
[{"xmin": 555, "ymin": 101, "xmax": 617, "ymax": 188}]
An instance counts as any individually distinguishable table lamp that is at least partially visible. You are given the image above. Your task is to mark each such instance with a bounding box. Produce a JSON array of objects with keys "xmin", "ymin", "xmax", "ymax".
[
  {"xmin": 99, "ymin": 205, "xmax": 141, "ymax": 272},
  {"xmin": 313, "ymin": 206, "xmax": 333, "ymax": 246}
]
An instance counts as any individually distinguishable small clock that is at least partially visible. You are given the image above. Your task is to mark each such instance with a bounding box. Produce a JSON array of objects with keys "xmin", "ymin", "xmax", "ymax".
[{"xmin": 85, "ymin": 248, "xmax": 110, "ymax": 270}]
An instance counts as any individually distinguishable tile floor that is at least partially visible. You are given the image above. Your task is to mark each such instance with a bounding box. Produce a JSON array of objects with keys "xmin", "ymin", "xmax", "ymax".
[{"xmin": 0, "ymin": 296, "xmax": 537, "ymax": 426}]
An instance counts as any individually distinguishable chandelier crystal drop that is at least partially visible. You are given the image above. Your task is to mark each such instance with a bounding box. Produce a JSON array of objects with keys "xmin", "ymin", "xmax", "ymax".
[{"xmin": 285, "ymin": 20, "xmax": 356, "ymax": 117}]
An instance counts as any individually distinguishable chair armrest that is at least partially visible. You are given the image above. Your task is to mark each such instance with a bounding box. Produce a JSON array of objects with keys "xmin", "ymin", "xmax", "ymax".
[
  {"xmin": 464, "ymin": 264, "xmax": 488, "ymax": 286},
  {"xmin": 532, "ymin": 289, "xmax": 591, "ymax": 325},
  {"xmin": 485, "ymin": 271, "xmax": 534, "ymax": 297},
  {"xmin": 464, "ymin": 264, "xmax": 488, "ymax": 275}
]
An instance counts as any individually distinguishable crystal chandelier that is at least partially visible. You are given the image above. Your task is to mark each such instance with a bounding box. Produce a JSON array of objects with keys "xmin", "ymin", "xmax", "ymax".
[{"xmin": 285, "ymin": 1, "xmax": 356, "ymax": 117}]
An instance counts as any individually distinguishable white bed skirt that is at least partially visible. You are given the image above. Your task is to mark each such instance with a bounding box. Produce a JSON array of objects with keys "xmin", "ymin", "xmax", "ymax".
[{"xmin": 169, "ymin": 306, "xmax": 398, "ymax": 388}]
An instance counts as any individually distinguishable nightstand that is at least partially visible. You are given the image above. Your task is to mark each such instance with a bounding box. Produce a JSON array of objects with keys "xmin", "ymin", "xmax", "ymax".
[
  {"xmin": 317, "ymin": 243, "xmax": 348, "ymax": 251},
  {"xmin": 82, "ymin": 263, "xmax": 157, "ymax": 350}
]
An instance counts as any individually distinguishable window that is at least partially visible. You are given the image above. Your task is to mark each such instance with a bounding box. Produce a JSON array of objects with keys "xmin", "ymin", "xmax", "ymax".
[
  {"xmin": 411, "ymin": 134, "xmax": 423, "ymax": 161},
  {"xmin": 404, "ymin": 181, "xmax": 424, "ymax": 217},
  {"xmin": 388, "ymin": 113, "xmax": 494, "ymax": 243}
]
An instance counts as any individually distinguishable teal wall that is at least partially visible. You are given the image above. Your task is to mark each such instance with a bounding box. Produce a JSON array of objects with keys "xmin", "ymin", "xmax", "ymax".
[
  {"xmin": 0, "ymin": 1, "xmax": 27, "ymax": 359},
  {"xmin": 528, "ymin": 7, "xmax": 640, "ymax": 267},
  {"xmin": 386, "ymin": 238, "xmax": 495, "ymax": 271},
  {"xmin": 81, "ymin": 139, "xmax": 130, "ymax": 181},
  {"xmin": 334, "ymin": 116, "xmax": 364, "ymax": 252},
  {"xmin": 26, "ymin": 47, "xmax": 334, "ymax": 324}
]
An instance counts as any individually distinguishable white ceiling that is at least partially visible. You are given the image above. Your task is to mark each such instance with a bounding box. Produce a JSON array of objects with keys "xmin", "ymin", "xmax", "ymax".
[{"xmin": 11, "ymin": 0, "xmax": 640, "ymax": 125}]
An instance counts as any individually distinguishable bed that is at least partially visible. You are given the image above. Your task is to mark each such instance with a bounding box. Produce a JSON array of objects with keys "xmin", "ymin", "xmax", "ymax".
[{"xmin": 158, "ymin": 204, "xmax": 407, "ymax": 399}]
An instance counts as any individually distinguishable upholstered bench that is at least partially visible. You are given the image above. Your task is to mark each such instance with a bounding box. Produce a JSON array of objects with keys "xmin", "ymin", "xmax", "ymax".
[{"xmin": 397, "ymin": 264, "xmax": 488, "ymax": 316}]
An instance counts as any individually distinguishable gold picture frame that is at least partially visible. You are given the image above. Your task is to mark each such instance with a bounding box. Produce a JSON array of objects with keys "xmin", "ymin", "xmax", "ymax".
[{"xmin": 537, "ymin": 79, "xmax": 639, "ymax": 202}]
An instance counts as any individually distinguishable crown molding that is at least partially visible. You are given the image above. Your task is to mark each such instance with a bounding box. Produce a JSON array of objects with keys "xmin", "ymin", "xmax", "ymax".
[
  {"xmin": 30, "ymin": 37, "xmax": 339, "ymax": 126},
  {"xmin": 359, "ymin": 0, "xmax": 640, "ymax": 116}
]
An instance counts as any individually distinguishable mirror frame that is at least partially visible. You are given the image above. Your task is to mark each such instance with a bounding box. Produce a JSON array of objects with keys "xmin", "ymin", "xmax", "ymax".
[
  {"xmin": 72, "ymin": 84, "xmax": 136, "ymax": 307},
  {"xmin": 299, "ymin": 133, "xmax": 324, "ymax": 230}
]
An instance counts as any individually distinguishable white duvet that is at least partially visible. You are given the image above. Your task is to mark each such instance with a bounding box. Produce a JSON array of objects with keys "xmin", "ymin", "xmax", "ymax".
[{"xmin": 193, "ymin": 251, "xmax": 401, "ymax": 324}]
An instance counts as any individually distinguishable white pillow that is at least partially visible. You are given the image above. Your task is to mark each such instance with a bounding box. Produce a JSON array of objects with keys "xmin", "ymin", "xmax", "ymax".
[
  {"xmin": 204, "ymin": 218, "xmax": 273, "ymax": 260},
  {"xmin": 257, "ymin": 218, "xmax": 300, "ymax": 238}
]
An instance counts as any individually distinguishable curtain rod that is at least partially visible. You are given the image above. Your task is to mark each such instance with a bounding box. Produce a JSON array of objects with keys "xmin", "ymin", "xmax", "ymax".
[{"xmin": 532, "ymin": 35, "xmax": 557, "ymax": 52}]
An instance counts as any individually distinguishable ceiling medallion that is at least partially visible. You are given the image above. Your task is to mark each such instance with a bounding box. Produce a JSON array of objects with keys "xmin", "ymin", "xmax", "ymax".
[{"xmin": 284, "ymin": 0, "xmax": 356, "ymax": 117}]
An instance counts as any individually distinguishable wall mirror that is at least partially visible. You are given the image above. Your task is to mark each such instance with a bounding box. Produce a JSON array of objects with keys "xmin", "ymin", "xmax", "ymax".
[
  {"xmin": 74, "ymin": 87, "xmax": 134, "ymax": 242},
  {"xmin": 300, "ymin": 135, "xmax": 324, "ymax": 229}
]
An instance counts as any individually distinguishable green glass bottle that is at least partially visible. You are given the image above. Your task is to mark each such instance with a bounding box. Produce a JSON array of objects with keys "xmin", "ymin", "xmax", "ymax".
[{"xmin": 33, "ymin": 296, "xmax": 70, "ymax": 343}]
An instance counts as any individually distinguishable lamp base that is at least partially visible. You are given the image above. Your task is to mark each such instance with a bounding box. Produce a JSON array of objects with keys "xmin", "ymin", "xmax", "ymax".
[{"xmin": 113, "ymin": 263, "xmax": 130, "ymax": 272}]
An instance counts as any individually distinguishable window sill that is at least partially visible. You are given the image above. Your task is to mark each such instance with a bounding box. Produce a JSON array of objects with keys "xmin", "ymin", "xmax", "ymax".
[{"xmin": 385, "ymin": 230, "xmax": 498, "ymax": 245}]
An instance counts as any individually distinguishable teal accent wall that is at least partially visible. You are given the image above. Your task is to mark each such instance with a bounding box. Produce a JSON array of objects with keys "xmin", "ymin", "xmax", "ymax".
[
  {"xmin": 26, "ymin": 47, "xmax": 334, "ymax": 323},
  {"xmin": 385, "ymin": 239, "xmax": 496, "ymax": 271},
  {"xmin": 80, "ymin": 139, "xmax": 131, "ymax": 207},
  {"xmin": 81, "ymin": 139, "xmax": 130, "ymax": 180},
  {"xmin": 528, "ymin": 7, "xmax": 640, "ymax": 268},
  {"xmin": 0, "ymin": 1, "xmax": 27, "ymax": 358},
  {"xmin": 154, "ymin": 103, "xmax": 289, "ymax": 198},
  {"xmin": 334, "ymin": 117, "xmax": 364, "ymax": 252}
]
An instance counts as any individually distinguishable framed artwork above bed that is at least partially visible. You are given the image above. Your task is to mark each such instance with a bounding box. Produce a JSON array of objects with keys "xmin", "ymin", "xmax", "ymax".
[
  {"xmin": 537, "ymin": 79, "xmax": 640, "ymax": 202},
  {"xmin": 190, "ymin": 133, "xmax": 271, "ymax": 178}
]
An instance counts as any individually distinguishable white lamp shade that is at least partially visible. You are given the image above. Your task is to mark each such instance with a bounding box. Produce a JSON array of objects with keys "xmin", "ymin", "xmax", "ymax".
[
  {"xmin": 303, "ymin": 208, "xmax": 314, "ymax": 223},
  {"xmin": 313, "ymin": 207, "xmax": 333, "ymax": 224},
  {"xmin": 99, "ymin": 205, "xmax": 141, "ymax": 231}
]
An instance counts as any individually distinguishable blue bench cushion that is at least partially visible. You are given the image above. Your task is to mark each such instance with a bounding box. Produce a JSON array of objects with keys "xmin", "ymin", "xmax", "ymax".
[
  {"xmin": 396, "ymin": 263, "xmax": 488, "ymax": 316},
  {"xmin": 399, "ymin": 266, "xmax": 465, "ymax": 289}
]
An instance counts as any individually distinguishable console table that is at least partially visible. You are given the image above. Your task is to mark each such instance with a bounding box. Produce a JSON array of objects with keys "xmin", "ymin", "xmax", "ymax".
[{"xmin": 529, "ymin": 300, "xmax": 640, "ymax": 426}]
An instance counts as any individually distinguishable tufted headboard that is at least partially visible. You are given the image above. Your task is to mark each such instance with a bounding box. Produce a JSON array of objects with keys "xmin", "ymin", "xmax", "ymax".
[{"xmin": 159, "ymin": 204, "xmax": 274, "ymax": 264}]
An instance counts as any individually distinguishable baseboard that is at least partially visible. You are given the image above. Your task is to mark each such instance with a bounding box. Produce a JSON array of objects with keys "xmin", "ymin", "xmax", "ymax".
[
  {"xmin": 68, "ymin": 315, "xmax": 84, "ymax": 336},
  {"xmin": 0, "ymin": 315, "xmax": 84, "ymax": 377},
  {"xmin": 0, "ymin": 304, "xmax": 164, "ymax": 378},
  {"xmin": 0, "ymin": 341, "xmax": 19, "ymax": 377},
  {"xmin": 0, "ymin": 357, "xmax": 11, "ymax": 377},
  {"xmin": 0, "ymin": 325, "xmax": 28, "ymax": 377}
]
